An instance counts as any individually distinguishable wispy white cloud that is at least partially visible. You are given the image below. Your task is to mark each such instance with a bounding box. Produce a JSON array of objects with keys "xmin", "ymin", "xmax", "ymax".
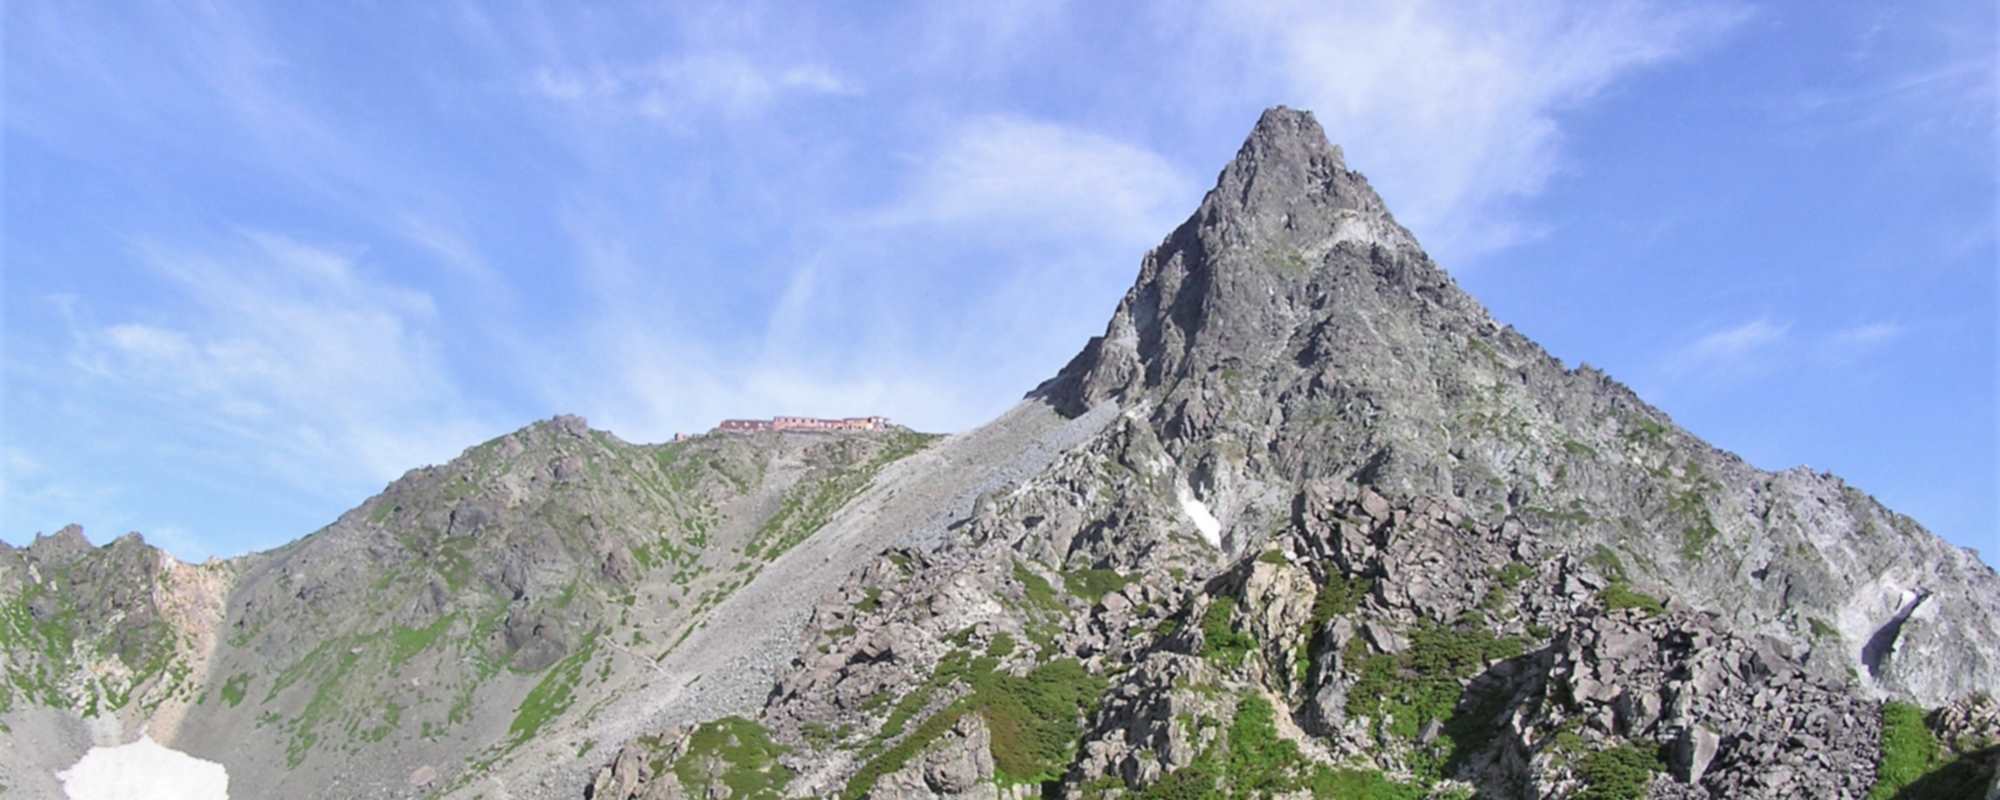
[
  {"xmin": 904, "ymin": 1, "xmax": 1072, "ymax": 73},
  {"xmin": 1831, "ymin": 321, "xmax": 1904, "ymax": 348},
  {"xmin": 396, "ymin": 215, "xmax": 510, "ymax": 299},
  {"xmin": 0, "ymin": 445, "xmax": 123, "ymax": 543},
  {"xmin": 1790, "ymin": 56, "xmax": 1995, "ymax": 146},
  {"xmin": 502, "ymin": 109, "xmax": 1187, "ymax": 443},
  {"xmin": 1180, "ymin": 0, "xmax": 1749, "ymax": 260},
  {"xmin": 872, "ymin": 115, "xmax": 1195, "ymax": 245},
  {"xmin": 1656, "ymin": 317, "xmax": 1918, "ymax": 395},
  {"xmin": 1799, "ymin": 2, "xmax": 1996, "ymax": 147},
  {"xmin": 1818, "ymin": 321, "xmax": 1909, "ymax": 367},
  {"xmin": 1664, "ymin": 317, "xmax": 1791, "ymax": 378},
  {"xmin": 530, "ymin": 51, "xmax": 859, "ymax": 125},
  {"xmin": 774, "ymin": 64, "xmax": 855, "ymax": 95},
  {"xmin": 0, "ymin": 448, "xmax": 41, "ymax": 501},
  {"xmin": 70, "ymin": 233, "xmax": 495, "ymax": 491}
]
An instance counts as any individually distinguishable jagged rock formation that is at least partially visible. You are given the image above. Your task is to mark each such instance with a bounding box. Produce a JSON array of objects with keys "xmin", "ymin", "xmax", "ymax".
[
  {"xmin": 591, "ymin": 108, "xmax": 1999, "ymax": 800},
  {"xmin": 6, "ymin": 108, "xmax": 1998, "ymax": 800},
  {"xmin": 1034, "ymin": 108, "xmax": 1998, "ymax": 707}
]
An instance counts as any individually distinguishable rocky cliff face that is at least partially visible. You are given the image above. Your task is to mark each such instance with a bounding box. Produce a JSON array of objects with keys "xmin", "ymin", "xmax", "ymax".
[
  {"xmin": 590, "ymin": 108, "xmax": 1998, "ymax": 800},
  {"xmin": 1035, "ymin": 107, "xmax": 1998, "ymax": 708}
]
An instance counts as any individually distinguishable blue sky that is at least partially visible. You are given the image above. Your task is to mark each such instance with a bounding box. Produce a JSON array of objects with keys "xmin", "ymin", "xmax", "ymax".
[{"xmin": 3, "ymin": 1, "xmax": 1993, "ymax": 564}]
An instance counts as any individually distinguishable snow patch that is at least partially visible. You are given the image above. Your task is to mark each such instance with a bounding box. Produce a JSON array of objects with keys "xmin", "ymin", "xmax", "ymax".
[
  {"xmin": 1177, "ymin": 484, "xmax": 1222, "ymax": 548},
  {"xmin": 59, "ymin": 735, "xmax": 228, "ymax": 800}
]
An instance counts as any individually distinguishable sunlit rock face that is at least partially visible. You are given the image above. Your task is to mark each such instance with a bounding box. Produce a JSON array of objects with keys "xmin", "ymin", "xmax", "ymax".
[{"xmin": 58, "ymin": 735, "xmax": 229, "ymax": 800}]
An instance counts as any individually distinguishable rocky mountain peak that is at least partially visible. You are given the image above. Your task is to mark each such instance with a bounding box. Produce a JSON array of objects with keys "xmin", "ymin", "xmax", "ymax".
[
  {"xmin": 27, "ymin": 522, "xmax": 95, "ymax": 562},
  {"xmin": 1210, "ymin": 106, "xmax": 1359, "ymax": 231},
  {"xmin": 1036, "ymin": 106, "xmax": 1442, "ymax": 419},
  {"xmin": 545, "ymin": 413, "xmax": 592, "ymax": 438},
  {"xmin": 1028, "ymin": 106, "xmax": 2000, "ymax": 711},
  {"xmin": 1243, "ymin": 105, "xmax": 1338, "ymax": 157}
]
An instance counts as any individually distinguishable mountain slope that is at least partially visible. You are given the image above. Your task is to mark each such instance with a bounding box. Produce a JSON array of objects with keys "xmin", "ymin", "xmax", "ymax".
[
  {"xmin": 2, "ymin": 418, "xmax": 954, "ymax": 797},
  {"xmin": 4, "ymin": 107, "xmax": 1995, "ymax": 800},
  {"xmin": 1034, "ymin": 107, "xmax": 1998, "ymax": 706},
  {"xmin": 587, "ymin": 108, "xmax": 1998, "ymax": 800}
]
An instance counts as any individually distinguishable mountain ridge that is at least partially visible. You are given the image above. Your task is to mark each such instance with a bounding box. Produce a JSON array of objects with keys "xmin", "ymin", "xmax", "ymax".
[
  {"xmin": 576, "ymin": 106, "xmax": 1996, "ymax": 800},
  {"xmin": 1040, "ymin": 106, "xmax": 1997, "ymax": 704},
  {"xmin": 4, "ymin": 106, "xmax": 1995, "ymax": 799}
]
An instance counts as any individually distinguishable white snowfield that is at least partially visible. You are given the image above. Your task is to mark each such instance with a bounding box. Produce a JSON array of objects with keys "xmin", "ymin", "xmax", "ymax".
[
  {"xmin": 58, "ymin": 735, "xmax": 228, "ymax": 800},
  {"xmin": 1177, "ymin": 484, "xmax": 1223, "ymax": 547}
]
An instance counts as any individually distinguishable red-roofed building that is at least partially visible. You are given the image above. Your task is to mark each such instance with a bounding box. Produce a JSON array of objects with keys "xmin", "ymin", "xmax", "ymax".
[{"xmin": 715, "ymin": 416, "xmax": 890, "ymax": 433}]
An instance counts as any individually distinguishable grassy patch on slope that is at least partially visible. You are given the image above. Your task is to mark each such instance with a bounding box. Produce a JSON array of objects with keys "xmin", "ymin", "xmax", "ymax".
[
  {"xmin": 1864, "ymin": 700, "xmax": 1995, "ymax": 800},
  {"xmin": 1139, "ymin": 694, "xmax": 1423, "ymax": 799},
  {"xmin": 747, "ymin": 431, "xmax": 939, "ymax": 559},
  {"xmin": 1598, "ymin": 581, "xmax": 1665, "ymax": 616},
  {"xmin": 389, "ymin": 614, "xmax": 453, "ymax": 667},
  {"xmin": 843, "ymin": 652, "xmax": 1105, "ymax": 798},
  {"xmin": 670, "ymin": 716, "xmax": 793, "ymax": 799},
  {"xmin": 1577, "ymin": 742, "xmax": 1664, "ymax": 800},
  {"xmin": 1344, "ymin": 622, "xmax": 1527, "ymax": 765},
  {"xmin": 1062, "ymin": 569, "xmax": 1132, "ymax": 603},
  {"xmin": 506, "ymin": 632, "xmax": 599, "ymax": 746},
  {"xmin": 1201, "ymin": 597, "xmax": 1256, "ymax": 669}
]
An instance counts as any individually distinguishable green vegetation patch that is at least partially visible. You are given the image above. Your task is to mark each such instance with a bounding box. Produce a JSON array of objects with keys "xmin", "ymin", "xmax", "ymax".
[
  {"xmin": 1670, "ymin": 476, "xmax": 1723, "ymax": 561},
  {"xmin": 1012, "ymin": 562, "xmax": 1063, "ymax": 613},
  {"xmin": 389, "ymin": 614, "xmax": 454, "ymax": 667},
  {"xmin": 1062, "ymin": 568, "xmax": 1133, "ymax": 603},
  {"xmin": 669, "ymin": 716, "xmax": 794, "ymax": 799},
  {"xmin": 1201, "ymin": 597, "xmax": 1256, "ymax": 669},
  {"xmin": 1621, "ymin": 415, "xmax": 1669, "ymax": 447},
  {"xmin": 844, "ymin": 652, "xmax": 1106, "ymax": 798},
  {"xmin": 747, "ymin": 431, "xmax": 939, "ymax": 560},
  {"xmin": 277, "ymin": 637, "xmax": 367, "ymax": 768},
  {"xmin": 1224, "ymin": 694, "xmax": 1301, "ymax": 796},
  {"xmin": 1871, "ymin": 702, "xmax": 1939, "ymax": 799},
  {"xmin": 0, "ymin": 590, "xmax": 84, "ymax": 708},
  {"xmin": 799, "ymin": 721, "xmax": 841, "ymax": 749},
  {"xmin": 507, "ymin": 632, "xmax": 599, "ymax": 745},
  {"xmin": 1312, "ymin": 572, "xmax": 1373, "ymax": 624},
  {"xmin": 1139, "ymin": 694, "xmax": 1424, "ymax": 799},
  {"xmin": 1576, "ymin": 742, "xmax": 1665, "ymax": 800},
  {"xmin": 218, "ymin": 672, "xmax": 252, "ymax": 708},
  {"xmin": 846, "ymin": 695, "xmax": 971, "ymax": 799},
  {"xmin": 1298, "ymin": 571, "xmax": 1374, "ymax": 690},
  {"xmin": 1306, "ymin": 768, "xmax": 1427, "ymax": 800},
  {"xmin": 1344, "ymin": 622, "xmax": 1527, "ymax": 764},
  {"xmin": 1599, "ymin": 581, "xmax": 1665, "ymax": 617},
  {"xmin": 1482, "ymin": 562, "xmax": 1535, "ymax": 612},
  {"xmin": 1587, "ymin": 545, "xmax": 1628, "ymax": 582},
  {"xmin": 982, "ymin": 658, "xmax": 1108, "ymax": 783}
]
